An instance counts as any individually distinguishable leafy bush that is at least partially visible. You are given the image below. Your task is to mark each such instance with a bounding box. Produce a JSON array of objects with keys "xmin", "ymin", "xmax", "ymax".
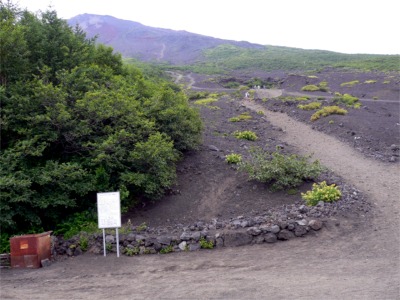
[
  {"xmin": 340, "ymin": 80, "xmax": 359, "ymax": 87},
  {"xmin": 295, "ymin": 96, "xmax": 310, "ymax": 101},
  {"xmin": 124, "ymin": 246, "xmax": 140, "ymax": 256},
  {"xmin": 229, "ymin": 112, "xmax": 252, "ymax": 122},
  {"xmin": 238, "ymin": 147, "xmax": 323, "ymax": 191},
  {"xmin": 0, "ymin": 5, "xmax": 202, "ymax": 237},
  {"xmin": 364, "ymin": 80, "xmax": 376, "ymax": 84},
  {"xmin": 311, "ymin": 106, "xmax": 348, "ymax": 121},
  {"xmin": 301, "ymin": 181, "xmax": 341, "ymax": 206},
  {"xmin": 54, "ymin": 211, "xmax": 98, "ymax": 239},
  {"xmin": 333, "ymin": 93, "xmax": 359, "ymax": 107},
  {"xmin": 193, "ymin": 98, "xmax": 218, "ymax": 105},
  {"xmin": 160, "ymin": 245, "xmax": 174, "ymax": 254},
  {"xmin": 301, "ymin": 85, "xmax": 320, "ymax": 91},
  {"xmin": 233, "ymin": 131, "xmax": 258, "ymax": 141},
  {"xmin": 298, "ymin": 102, "xmax": 322, "ymax": 110},
  {"xmin": 79, "ymin": 236, "xmax": 89, "ymax": 252},
  {"xmin": 225, "ymin": 153, "xmax": 242, "ymax": 164},
  {"xmin": 200, "ymin": 237, "xmax": 214, "ymax": 249}
]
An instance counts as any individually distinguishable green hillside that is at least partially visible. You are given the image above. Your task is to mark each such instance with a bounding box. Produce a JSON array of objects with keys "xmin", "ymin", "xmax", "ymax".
[{"xmin": 183, "ymin": 44, "xmax": 400, "ymax": 74}]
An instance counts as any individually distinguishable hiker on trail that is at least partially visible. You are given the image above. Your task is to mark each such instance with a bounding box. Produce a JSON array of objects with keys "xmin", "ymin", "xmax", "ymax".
[{"xmin": 245, "ymin": 92, "xmax": 250, "ymax": 98}]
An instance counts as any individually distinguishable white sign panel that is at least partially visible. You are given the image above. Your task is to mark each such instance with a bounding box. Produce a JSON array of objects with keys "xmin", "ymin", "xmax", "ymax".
[{"xmin": 97, "ymin": 191, "xmax": 121, "ymax": 229}]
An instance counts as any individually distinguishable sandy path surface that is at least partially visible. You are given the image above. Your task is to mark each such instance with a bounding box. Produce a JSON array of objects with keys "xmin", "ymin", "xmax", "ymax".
[{"xmin": 1, "ymin": 89, "xmax": 399, "ymax": 300}]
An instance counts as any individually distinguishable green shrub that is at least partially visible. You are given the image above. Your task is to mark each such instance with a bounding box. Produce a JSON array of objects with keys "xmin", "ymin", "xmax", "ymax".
[
  {"xmin": 257, "ymin": 110, "xmax": 265, "ymax": 115},
  {"xmin": 318, "ymin": 81, "xmax": 329, "ymax": 92},
  {"xmin": 199, "ymin": 237, "xmax": 214, "ymax": 249},
  {"xmin": 54, "ymin": 211, "xmax": 98, "ymax": 239},
  {"xmin": 364, "ymin": 80, "xmax": 376, "ymax": 84},
  {"xmin": 160, "ymin": 245, "xmax": 174, "ymax": 254},
  {"xmin": 229, "ymin": 112, "xmax": 252, "ymax": 122},
  {"xmin": 79, "ymin": 236, "xmax": 89, "ymax": 252},
  {"xmin": 301, "ymin": 181, "xmax": 341, "ymax": 206},
  {"xmin": 301, "ymin": 85, "xmax": 320, "ymax": 91},
  {"xmin": 225, "ymin": 153, "xmax": 242, "ymax": 164},
  {"xmin": 298, "ymin": 102, "xmax": 321, "ymax": 110},
  {"xmin": 311, "ymin": 106, "xmax": 347, "ymax": 121},
  {"xmin": 333, "ymin": 93, "xmax": 359, "ymax": 107},
  {"xmin": 295, "ymin": 96, "xmax": 310, "ymax": 101},
  {"xmin": 124, "ymin": 246, "xmax": 140, "ymax": 256},
  {"xmin": 238, "ymin": 147, "xmax": 323, "ymax": 191},
  {"xmin": 340, "ymin": 80, "xmax": 359, "ymax": 87},
  {"xmin": 193, "ymin": 98, "xmax": 218, "ymax": 105},
  {"xmin": 233, "ymin": 131, "xmax": 258, "ymax": 141}
]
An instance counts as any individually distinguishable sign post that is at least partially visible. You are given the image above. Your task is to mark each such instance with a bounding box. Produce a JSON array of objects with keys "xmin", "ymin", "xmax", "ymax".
[{"xmin": 97, "ymin": 191, "xmax": 121, "ymax": 257}]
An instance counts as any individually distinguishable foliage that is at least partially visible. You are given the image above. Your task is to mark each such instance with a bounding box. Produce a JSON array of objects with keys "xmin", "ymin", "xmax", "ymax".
[
  {"xmin": 340, "ymin": 80, "xmax": 359, "ymax": 87},
  {"xmin": 136, "ymin": 222, "xmax": 147, "ymax": 232},
  {"xmin": 310, "ymin": 106, "xmax": 348, "ymax": 121},
  {"xmin": 225, "ymin": 153, "xmax": 242, "ymax": 164},
  {"xmin": 301, "ymin": 85, "xmax": 320, "ymax": 91},
  {"xmin": 364, "ymin": 80, "xmax": 376, "ymax": 84},
  {"xmin": 0, "ymin": 233, "xmax": 10, "ymax": 254},
  {"xmin": 199, "ymin": 237, "xmax": 214, "ymax": 249},
  {"xmin": 298, "ymin": 102, "xmax": 322, "ymax": 110},
  {"xmin": 106, "ymin": 243, "xmax": 113, "ymax": 252},
  {"xmin": 79, "ymin": 235, "xmax": 89, "ymax": 251},
  {"xmin": 53, "ymin": 211, "xmax": 98, "ymax": 239},
  {"xmin": 124, "ymin": 246, "xmax": 140, "ymax": 256},
  {"xmin": 159, "ymin": 245, "xmax": 174, "ymax": 254},
  {"xmin": 233, "ymin": 130, "xmax": 258, "ymax": 141},
  {"xmin": 333, "ymin": 93, "xmax": 359, "ymax": 107},
  {"xmin": 301, "ymin": 181, "xmax": 341, "ymax": 206},
  {"xmin": 0, "ymin": 4, "xmax": 202, "ymax": 237},
  {"xmin": 238, "ymin": 147, "xmax": 323, "ymax": 191},
  {"xmin": 189, "ymin": 44, "xmax": 400, "ymax": 72},
  {"xmin": 229, "ymin": 112, "xmax": 252, "ymax": 122},
  {"xmin": 193, "ymin": 98, "xmax": 218, "ymax": 105}
]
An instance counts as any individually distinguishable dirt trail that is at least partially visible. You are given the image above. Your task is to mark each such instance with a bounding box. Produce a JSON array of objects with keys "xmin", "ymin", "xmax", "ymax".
[{"xmin": 1, "ymin": 86, "xmax": 399, "ymax": 299}]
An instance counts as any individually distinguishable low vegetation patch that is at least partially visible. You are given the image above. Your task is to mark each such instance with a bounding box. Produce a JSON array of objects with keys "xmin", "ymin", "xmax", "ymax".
[
  {"xmin": 225, "ymin": 153, "xmax": 242, "ymax": 164},
  {"xmin": 199, "ymin": 237, "xmax": 214, "ymax": 249},
  {"xmin": 340, "ymin": 80, "xmax": 359, "ymax": 87},
  {"xmin": 333, "ymin": 93, "xmax": 359, "ymax": 107},
  {"xmin": 238, "ymin": 147, "xmax": 323, "ymax": 191},
  {"xmin": 193, "ymin": 98, "xmax": 218, "ymax": 106},
  {"xmin": 301, "ymin": 84, "xmax": 320, "ymax": 92},
  {"xmin": 229, "ymin": 112, "xmax": 252, "ymax": 122},
  {"xmin": 301, "ymin": 181, "xmax": 342, "ymax": 206},
  {"xmin": 311, "ymin": 106, "xmax": 348, "ymax": 121},
  {"xmin": 298, "ymin": 102, "xmax": 322, "ymax": 110},
  {"xmin": 233, "ymin": 130, "xmax": 258, "ymax": 141}
]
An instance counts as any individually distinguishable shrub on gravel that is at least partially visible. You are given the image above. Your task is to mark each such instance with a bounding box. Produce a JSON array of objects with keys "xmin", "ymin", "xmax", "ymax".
[
  {"xmin": 340, "ymin": 80, "xmax": 359, "ymax": 87},
  {"xmin": 333, "ymin": 93, "xmax": 359, "ymax": 107},
  {"xmin": 238, "ymin": 147, "xmax": 323, "ymax": 191},
  {"xmin": 229, "ymin": 112, "xmax": 252, "ymax": 122},
  {"xmin": 301, "ymin": 85, "xmax": 320, "ymax": 91},
  {"xmin": 301, "ymin": 181, "xmax": 341, "ymax": 206},
  {"xmin": 225, "ymin": 153, "xmax": 242, "ymax": 164},
  {"xmin": 298, "ymin": 102, "xmax": 322, "ymax": 110},
  {"xmin": 311, "ymin": 106, "xmax": 348, "ymax": 121},
  {"xmin": 233, "ymin": 130, "xmax": 258, "ymax": 141}
]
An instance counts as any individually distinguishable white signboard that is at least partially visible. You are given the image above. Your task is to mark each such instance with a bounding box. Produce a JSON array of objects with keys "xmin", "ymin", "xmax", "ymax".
[{"xmin": 97, "ymin": 191, "xmax": 121, "ymax": 229}]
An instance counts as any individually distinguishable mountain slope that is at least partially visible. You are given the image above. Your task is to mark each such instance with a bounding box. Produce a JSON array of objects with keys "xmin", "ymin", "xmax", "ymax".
[{"xmin": 68, "ymin": 14, "xmax": 264, "ymax": 64}]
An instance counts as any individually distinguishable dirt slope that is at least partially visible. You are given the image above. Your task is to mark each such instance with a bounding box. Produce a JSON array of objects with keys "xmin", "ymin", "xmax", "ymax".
[{"xmin": 1, "ymin": 75, "xmax": 399, "ymax": 299}]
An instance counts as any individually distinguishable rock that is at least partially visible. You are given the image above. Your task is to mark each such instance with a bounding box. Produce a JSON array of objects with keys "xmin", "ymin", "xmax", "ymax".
[
  {"xmin": 215, "ymin": 237, "xmax": 224, "ymax": 248},
  {"xmin": 208, "ymin": 145, "xmax": 220, "ymax": 151},
  {"xmin": 296, "ymin": 219, "xmax": 308, "ymax": 226},
  {"xmin": 269, "ymin": 225, "xmax": 281, "ymax": 234},
  {"xmin": 247, "ymin": 227, "xmax": 261, "ymax": 236},
  {"xmin": 180, "ymin": 231, "xmax": 192, "ymax": 241},
  {"xmin": 294, "ymin": 226, "xmax": 308, "ymax": 237},
  {"xmin": 105, "ymin": 235, "xmax": 115, "ymax": 243},
  {"xmin": 41, "ymin": 259, "xmax": 51, "ymax": 268},
  {"xmin": 126, "ymin": 233, "xmax": 136, "ymax": 242},
  {"xmin": 390, "ymin": 144, "xmax": 399, "ymax": 151},
  {"xmin": 264, "ymin": 233, "xmax": 278, "ymax": 243},
  {"xmin": 299, "ymin": 205, "xmax": 308, "ymax": 214},
  {"xmin": 309, "ymin": 219, "xmax": 323, "ymax": 231},
  {"xmin": 74, "ymin": 247, "xmax": 83, "ymax": 256},
  {"xmin": 223, "ymin": 231, "xmax": 253, "ymax": 247},
  {"xmin": 157, "ymin": 236, "xmax": 172, "ymax": 245},
  {"xmin": 254, "ymin": 236, "xmax": 265, "ymax": 244},
  {"xmin": 189, "ymin": 243, "xmax": 201, "ymax": 251},
  {"xmin": 87, "ymin": 244, "xmax": 102, "ymax": 254},
  {"xmin": 389, "ymin": 156, "xmax": 397, "ymax": 162},
  {"xmin": 192, "ymin": 231, "xmax": 201, "ymax": 242},
  {"xmin": 278, "ymin": 229, "xmax": 294, "ymax": 240},
  {"xmin": 178, "ymin": 241, "xmax": 187, "ymax": 251}
]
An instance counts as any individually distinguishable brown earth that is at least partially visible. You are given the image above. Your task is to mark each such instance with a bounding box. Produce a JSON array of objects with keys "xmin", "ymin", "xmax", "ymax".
[{"xmin": 1, "ymin": 70, "xmax": 399, "ymax": 299}]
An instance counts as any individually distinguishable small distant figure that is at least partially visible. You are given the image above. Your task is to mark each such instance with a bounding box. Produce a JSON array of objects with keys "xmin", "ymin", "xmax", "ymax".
[
  {"xmin": 245, "ymin": 92, "xmax": 250, "ymax": 98},
  {"xmin": 257, "ymin": 85, "xmax": 260, "ymax": 89}
]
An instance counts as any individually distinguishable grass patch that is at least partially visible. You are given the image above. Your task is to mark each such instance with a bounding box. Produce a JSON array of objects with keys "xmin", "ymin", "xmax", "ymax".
[
  {"xmin": 297, "ymin": 102, "xmax": 322, "ymax": 110},
  {"xmin": 233, "ymin": 130, "xmax": 258, "ymax": 141},
  {"xmin": 295, "ymin": 96, "xmax": 310, "ymax": 101},
  {"xmin": 340, "ymin": 80, "xmax": 359, "ymax": 87},
  {"xmin": 364, "ymin": 80, "xmax": 377, "ymax": 84},
  {"xmin": 301, "ymin": 85, "xmax": 320, "ymax": 91},
  {"xmin": 193, "ymin": 98, "xmax": 218, "ymax": 105},
  {"xmin": 225, "ymin": 153, "xmax": 242, "ymax": 164},
  {"xmin": 333, "ymin": 93, "xmax": 359, "ymax": 107},
  {"xmin": 311, "ymin": 106, "xmax": 347, "ymax": 121},
  {"xmin": 229, "ymin": 112, "xmax": 252, "ymax": 122},
  {"xmin": 301, "ymin": 181, "xmax": 341, "ymax": 206}
]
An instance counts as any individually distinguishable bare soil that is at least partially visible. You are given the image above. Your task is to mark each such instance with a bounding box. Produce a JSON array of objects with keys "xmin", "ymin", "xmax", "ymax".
[{"xmin": 1, "ymin": 70, "xmax": 399, "ymax": 300}]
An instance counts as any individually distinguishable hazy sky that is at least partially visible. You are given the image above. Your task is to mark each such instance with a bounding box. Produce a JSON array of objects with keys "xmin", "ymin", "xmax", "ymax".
[{"xmin": 15, "ymin": 0, "xmax": 400, "ymax": 55}]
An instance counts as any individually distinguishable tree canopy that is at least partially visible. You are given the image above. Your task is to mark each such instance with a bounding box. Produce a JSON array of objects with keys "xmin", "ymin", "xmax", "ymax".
[{"xmin": 0, "ymin": 2, "xmax": 202, "ymax": 236}]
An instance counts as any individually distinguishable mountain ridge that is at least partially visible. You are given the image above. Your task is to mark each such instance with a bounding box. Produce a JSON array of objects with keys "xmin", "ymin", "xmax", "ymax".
[{"xmin": 68, "ymin": 13, "xmax": 265, "ymax": 64}]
